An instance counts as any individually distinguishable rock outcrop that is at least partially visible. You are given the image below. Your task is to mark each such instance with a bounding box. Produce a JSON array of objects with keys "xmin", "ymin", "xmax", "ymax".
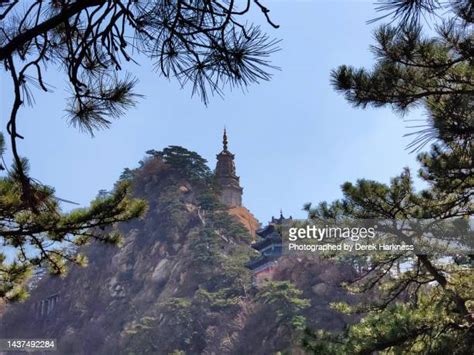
[{"xmin": 0, "ymin": 151, "xmax": 356, "ymax": 354}]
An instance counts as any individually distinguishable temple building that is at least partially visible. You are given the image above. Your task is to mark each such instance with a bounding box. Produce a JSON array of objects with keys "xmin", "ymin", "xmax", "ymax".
[
  {"xmin": 215, "ymin": 129, "xmax": 243, "ymax": 208},
  {"xmin": 271, "ymin": 210, "xmax": 293, "ymax": 225},
  {"xmin": 246, "ymin": 211, "xmax": 293, "ymax": 285},
  {"xmin": 34, "ymin": 293, "xmax": 60, "ymax": 319}
]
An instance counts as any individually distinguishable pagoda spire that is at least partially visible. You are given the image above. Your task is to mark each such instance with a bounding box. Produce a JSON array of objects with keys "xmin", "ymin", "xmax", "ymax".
[
  {"xmin": 215, "ymin": 128, "xmax": 242, "ymax": 207},
  {"xmin": 223, "ymin": 127, "xmax": 228, "ymax": 151}
]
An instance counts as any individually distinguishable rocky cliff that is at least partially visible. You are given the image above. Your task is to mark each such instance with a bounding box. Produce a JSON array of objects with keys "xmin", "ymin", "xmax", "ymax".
[{"xmin": 0, "ymin": 149, "xmax": 355, "ymax": 354}]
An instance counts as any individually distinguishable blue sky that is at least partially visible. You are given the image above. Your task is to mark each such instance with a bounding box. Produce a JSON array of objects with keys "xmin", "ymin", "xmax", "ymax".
[{"xmin": 0, "ymin": 0, "xmax": 426, "ymax": 223}]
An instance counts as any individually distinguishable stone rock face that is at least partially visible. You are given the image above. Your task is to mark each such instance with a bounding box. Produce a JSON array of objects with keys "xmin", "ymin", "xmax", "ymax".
[
  {"xmin": 151, "ymin": 259, "xmax": 169, "ymax": 282},
  {"xmin": 108, "ymin": 277, "xmax": 126, "ymax": 298},
  {"xmin": 0, "ymin": 155, "xmax": 356, "ymax": 354},
  {"xmin": 312, "ymin": 282, "xmax": 329, "ymax": 296},
  {"xmin": 228, "ymin": 206, "xmax": 260, "ymax": 238}
]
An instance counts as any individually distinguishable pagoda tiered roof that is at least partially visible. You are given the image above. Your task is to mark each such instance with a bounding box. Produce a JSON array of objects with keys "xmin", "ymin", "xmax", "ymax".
[
  {"xmin": 252, "ymin": 225, "xmax": 282, "ymax": 251},
  {"xmin": 255, "ymin": 224, "xmax": 278, "ymax": 238},
  {"xmin": 251, "ymin": 235, "xmax": 280, "ymax": 251},
  {"xmin": 246, "ymin": 212, "xmax": 292, "ymax": 275}
]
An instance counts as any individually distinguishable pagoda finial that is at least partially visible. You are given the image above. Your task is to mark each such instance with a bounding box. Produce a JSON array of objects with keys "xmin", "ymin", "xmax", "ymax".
[{"xmin": 223, "ymin": 127, "xmax": 228, "ymax": 151}]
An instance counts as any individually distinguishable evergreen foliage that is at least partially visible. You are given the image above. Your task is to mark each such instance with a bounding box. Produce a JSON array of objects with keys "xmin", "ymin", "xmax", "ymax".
[
  {"xmin": 0, "ymin": 1, "xmax": 278, "ymax": 303},
  {"xmin": 257, "ymin": 280, "xmax": 310, "ymax": 330},
  {"xmin": 0, "ymin": 132, "xmax": 147, "ymax": 302},
  {"xmin": 158, "ymin": 146, "xmax": 213, "ymax": 183},
  {"xmin": 305, "ymin": 1, "xmax": 473, "ymax": 353}
]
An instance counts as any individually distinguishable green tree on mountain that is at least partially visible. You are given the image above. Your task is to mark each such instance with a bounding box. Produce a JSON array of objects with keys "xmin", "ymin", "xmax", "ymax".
[
  {"xmin": 305, "ymin": 0, "xmax": 473, "ymax": 353},
  {"xmin": 0, "ymin": 1, "xmax": 278, "ymax": 303},
  {"xmin": 257, "ymin": 280, "xmax": 310, "ymax": 330},
  {"xmin": 158, "ymin": 146, "xmax": 213, "ymax": 182}
]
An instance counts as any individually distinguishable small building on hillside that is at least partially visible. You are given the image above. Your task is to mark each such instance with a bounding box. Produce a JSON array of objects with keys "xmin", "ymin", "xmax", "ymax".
[{"xmin": 246, "ymin": 211, "xmax": 292, "ymax": 285}]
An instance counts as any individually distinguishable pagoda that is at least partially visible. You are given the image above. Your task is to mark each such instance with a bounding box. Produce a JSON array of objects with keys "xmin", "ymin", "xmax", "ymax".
[
  {"xmin": 215, "ymin": 129, "xmax": 243, "ymax": 207},
  {"xmin": 246, "ymin": 211, "xmax": 292, "ymax": 285}
]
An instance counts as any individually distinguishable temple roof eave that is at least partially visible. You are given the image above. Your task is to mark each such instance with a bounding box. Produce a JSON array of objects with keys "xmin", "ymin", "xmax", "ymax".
[{"xmin": 251, "ymin": 236, "xmax": 282, "ymax": 250}]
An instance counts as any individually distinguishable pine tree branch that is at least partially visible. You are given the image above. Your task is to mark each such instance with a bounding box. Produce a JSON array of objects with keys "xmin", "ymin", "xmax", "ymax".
[{"xmin": 0, "ymin": 0, "xmax": 105, "ymax": 61}]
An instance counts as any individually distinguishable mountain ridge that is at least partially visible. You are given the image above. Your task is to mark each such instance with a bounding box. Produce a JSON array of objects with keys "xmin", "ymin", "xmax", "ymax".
[{"xmin": 0, "ymin": 148, "xmax": 355, "ymax": 354}]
